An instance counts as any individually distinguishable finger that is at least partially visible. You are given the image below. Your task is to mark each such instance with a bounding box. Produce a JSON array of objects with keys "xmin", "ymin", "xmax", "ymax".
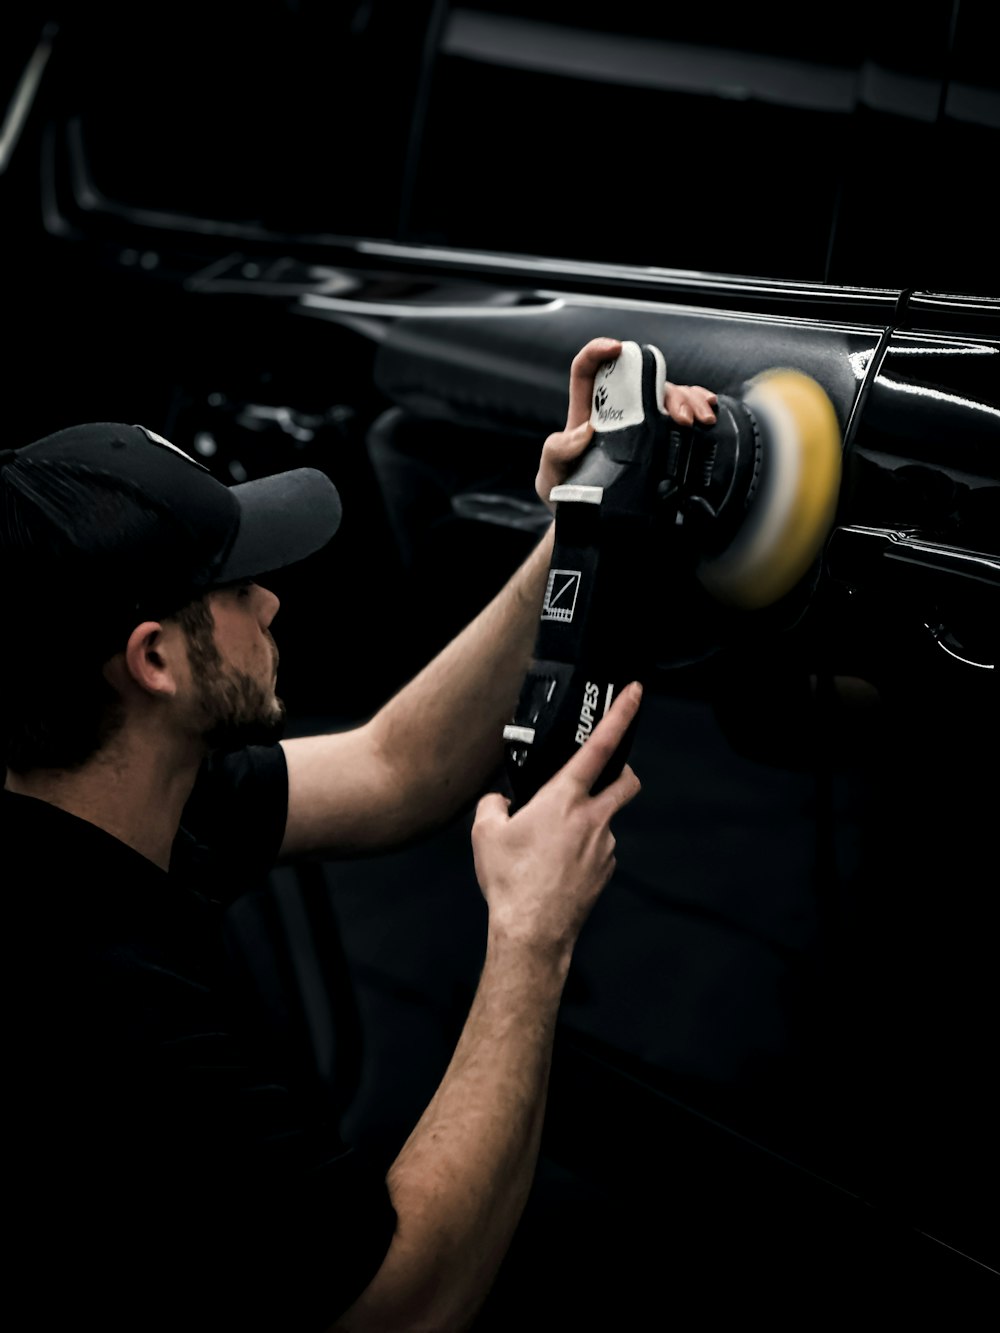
[
  {"xmin": 537, "ymin": 422, "xmax": 595, "ymax": 508},
  {"xmin": 601, "ymin": 851, "xmax": 617, "ymax": 887},
  {"xmin": 689, "ymin": 386, "xmax": 719, "ymax": 423},
  {"xmin": 562, "ymin": 682, "xmax": 642, "ymax": 791},
  {"xmin": 665, "ymin": 381, "xmax": 718, "ymax": 400},
  {"xmin": 664, "ymin": 383, "xmax": 718, "ymax": 426},
  {"xmin": 664, "ymin": 382, "xmax": 691, "ymax": 424},
  {"xmin": 542, "ymin": 421, "xmax": 594, "ymax": 465},
  {"xmin": 474, "ymin": 791, "xmax": 511, "ymax": 828},
  {"xmin": 566, "ymin": 338, "xmax": 622, "ymax": 430},
  {"xmin": 593, "ymin": 763, "xmax": 642, "ymax": 819}
]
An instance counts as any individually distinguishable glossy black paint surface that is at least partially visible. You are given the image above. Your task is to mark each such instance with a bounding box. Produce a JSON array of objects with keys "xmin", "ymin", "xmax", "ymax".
[
  {"xmin": 846, "ymin": 334, "xmax": 1000, "ymax": 553},
  {"xmin": 833, "ymin": 329, "xmax": 1000, "ymax": 669}
]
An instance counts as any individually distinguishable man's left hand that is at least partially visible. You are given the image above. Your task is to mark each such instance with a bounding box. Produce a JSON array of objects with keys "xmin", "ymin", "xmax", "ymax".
[{"xmin": 535, "ymin": 337, "xmax": 720, "ymax": 513}]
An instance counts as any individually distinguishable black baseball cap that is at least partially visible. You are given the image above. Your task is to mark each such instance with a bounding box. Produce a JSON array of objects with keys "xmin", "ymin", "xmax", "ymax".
[{"xmin": 0, "ymin": 422, "xmax": 342, "ymax": 656}]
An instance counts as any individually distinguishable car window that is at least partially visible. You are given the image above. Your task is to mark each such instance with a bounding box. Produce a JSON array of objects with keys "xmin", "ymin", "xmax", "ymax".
[
  {"xmin": 404, "ymin": 2, "xmax": 874, "ymax": 279},
  {"xmin": 913, "ymin": 0, "xmax": 999, "ymax": 297},
  {"xmin": 404, "ymin": 1, "xmax": 999, "ymax": 301},
  {"xmin": 54, "ymin": 1, "xmax": 432, "ymax": 240},
  {"xmin": 42, "ymin": 1, "xmax": 998, "ymax": 301}
]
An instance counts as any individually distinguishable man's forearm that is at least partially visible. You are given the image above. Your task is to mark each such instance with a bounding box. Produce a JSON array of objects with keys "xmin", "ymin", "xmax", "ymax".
[
  {"xmin": 334, "ymin": 677, "xmax": 644, "ymax": 1331},
  {"xmin": 370, "ymin": 523, "xmax": 555, "ymax": 830},
  {"xmin": 333, "ymin": 933, "xmax": 568, "ymax": 1333}
]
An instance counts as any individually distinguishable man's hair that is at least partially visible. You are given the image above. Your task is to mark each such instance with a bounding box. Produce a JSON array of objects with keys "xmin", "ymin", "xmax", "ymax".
[
  {"xmin": 1, "ymin": 470, "xmax": 219, "ymax": 774},
  {"xmin": 1, "ymin": 595, "xmax": 216, "ymax": 776},
  {"xmin": 2, "ymin": 668, "xmax": 127, "ymax": 776}
]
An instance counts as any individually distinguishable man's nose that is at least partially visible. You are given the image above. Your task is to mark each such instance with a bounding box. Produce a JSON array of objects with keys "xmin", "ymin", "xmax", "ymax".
[{"xmin": 257, "ymin": 584, "xmax": 280, "ymax": 625}]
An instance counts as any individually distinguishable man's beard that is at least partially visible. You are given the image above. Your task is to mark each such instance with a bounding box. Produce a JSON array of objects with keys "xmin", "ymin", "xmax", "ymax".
[
  {"xmin": 191, "ymin": 629, "xmax": 286, "ymax": 753},
  {"xmin": 198, "ymin": 661, "xmax": 287, "ymax": 753}
]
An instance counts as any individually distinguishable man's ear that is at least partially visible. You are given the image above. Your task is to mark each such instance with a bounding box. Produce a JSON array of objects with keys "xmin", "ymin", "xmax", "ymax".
[{"xmin": 112, "ymin": 621, "xmax": 180, "ymax": 698}]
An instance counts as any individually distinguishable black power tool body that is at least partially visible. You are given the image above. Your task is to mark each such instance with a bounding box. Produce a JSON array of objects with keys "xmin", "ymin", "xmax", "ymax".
[{"xmin": 503, "ymin": 341, "xmax": 841, "ymax": 811}]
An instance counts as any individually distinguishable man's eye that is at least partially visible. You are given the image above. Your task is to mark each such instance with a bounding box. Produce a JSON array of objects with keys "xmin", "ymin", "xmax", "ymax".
[{"xmin": 235, "ymin": 581, "xmax": 253, "ymax": 598}]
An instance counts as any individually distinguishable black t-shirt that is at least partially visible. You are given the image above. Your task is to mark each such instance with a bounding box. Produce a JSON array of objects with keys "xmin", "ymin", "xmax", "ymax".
[{"xmin": 4, "ymin": 746, "xmax": 396, "ymax": 1332}]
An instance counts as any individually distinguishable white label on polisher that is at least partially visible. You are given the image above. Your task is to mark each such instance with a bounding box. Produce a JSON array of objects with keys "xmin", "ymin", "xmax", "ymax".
[
  {"xmin": 589, "ymin": 341, "xmax": 669, "ymax": 430},
  {"xmin": 541, "ymin": 568, "xmax": 582, "ymax": 622},
  {"xmin": 590, "ymin": 341, "xmax": 645, "ymax": 431},
  {"xmin": 548, "ymin": 483, "xmax": 604, "ymax": 504},
  {"xmin": 503, "ymin": 724, "xmax": 536, "ymax": 745},
  {"xmin": 575, "ymin": 680, "xmax": 602, "ymax": 745}
]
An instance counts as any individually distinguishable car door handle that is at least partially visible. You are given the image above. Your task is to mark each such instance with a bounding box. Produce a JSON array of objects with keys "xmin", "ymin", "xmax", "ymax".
[
  {"xmin": 299, "ymin": 292, "xmax": 564, "ymax": 319},
  {"xmin": 826, "ymin": 525, "xmax": 999, "ymax": 668}
]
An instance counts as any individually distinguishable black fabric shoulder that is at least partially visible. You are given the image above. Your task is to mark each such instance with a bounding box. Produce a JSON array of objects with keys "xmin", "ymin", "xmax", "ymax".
[
  {"xmin": 173, "ymin": 743, "xmax": 289, "ymax": 903},
  {"xmin": 6, "ymin": 769, "xmax": 397, "ymax": 1330}
]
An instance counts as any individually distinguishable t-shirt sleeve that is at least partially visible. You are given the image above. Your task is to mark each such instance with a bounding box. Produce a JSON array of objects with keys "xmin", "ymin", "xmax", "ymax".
[{"xmin": 175, "ymin": 743, "xmax": 290, "ymax": 902}]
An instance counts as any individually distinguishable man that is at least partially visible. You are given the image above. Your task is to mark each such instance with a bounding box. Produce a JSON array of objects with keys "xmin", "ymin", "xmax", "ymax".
[{"xmin": 2, "ymin": 338, "xmax": 717, "ymax": 1331}]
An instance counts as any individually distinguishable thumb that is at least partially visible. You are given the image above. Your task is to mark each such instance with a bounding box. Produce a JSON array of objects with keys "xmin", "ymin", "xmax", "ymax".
[{"xmin": 474, "ymin": 791, "xmax": 512, "ymax": 825}]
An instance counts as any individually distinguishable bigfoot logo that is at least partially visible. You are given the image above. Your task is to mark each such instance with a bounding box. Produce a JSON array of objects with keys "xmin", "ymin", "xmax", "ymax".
[{"xmin": 594, "ymin": 383, "xmax": 623, "ymax": 423}]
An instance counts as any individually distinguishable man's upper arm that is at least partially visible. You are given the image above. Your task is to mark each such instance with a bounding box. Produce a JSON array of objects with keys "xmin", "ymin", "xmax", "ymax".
[{"xmin": 279, "ymin": 723, "xmax": 407, "ymax": 859}]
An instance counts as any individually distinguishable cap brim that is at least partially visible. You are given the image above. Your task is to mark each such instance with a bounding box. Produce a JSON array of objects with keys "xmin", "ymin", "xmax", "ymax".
[{"xmin": 216, "ymin": 467, "xmax": 342, "ymax": 583}]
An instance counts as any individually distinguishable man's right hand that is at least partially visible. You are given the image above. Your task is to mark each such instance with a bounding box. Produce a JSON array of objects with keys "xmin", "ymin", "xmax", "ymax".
[{"xmin": 472, "ymin": 682, "xmax": 643, "ymax": 961}]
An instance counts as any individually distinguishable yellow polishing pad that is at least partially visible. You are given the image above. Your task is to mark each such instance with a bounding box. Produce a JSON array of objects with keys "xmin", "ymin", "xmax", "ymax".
[{"xmin": 696, "ymin": 369, "xmax": 842, "ymax": 610}]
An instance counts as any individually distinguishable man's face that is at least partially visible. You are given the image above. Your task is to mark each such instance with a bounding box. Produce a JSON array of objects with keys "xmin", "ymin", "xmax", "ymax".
[{"xmin": 179, "ymin": 582, "xmax": 286, "ymax": 752}]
